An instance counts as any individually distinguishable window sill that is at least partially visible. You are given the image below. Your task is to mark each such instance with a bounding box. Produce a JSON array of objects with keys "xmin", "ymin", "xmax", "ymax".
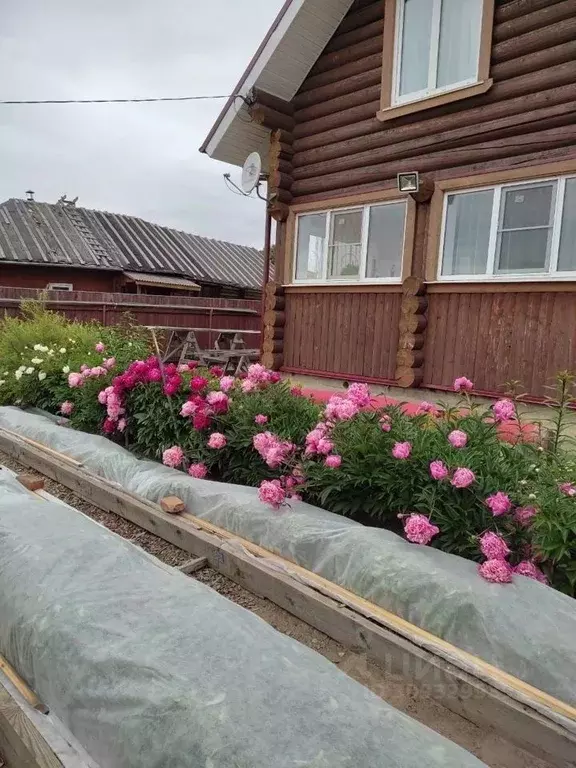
[
  {"xmin": 377, "ymin": 79, "xmax": 493, "ymax": 123},
  {"xmin": 286, "ymin": 283, "xmax": 403, "ymax": 294}
]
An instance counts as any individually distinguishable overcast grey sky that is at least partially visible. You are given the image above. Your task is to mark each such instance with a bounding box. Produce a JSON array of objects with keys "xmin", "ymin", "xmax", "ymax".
[{"xmin": 0, "ymin": 0, "xmax": 285, "ymax": 247}]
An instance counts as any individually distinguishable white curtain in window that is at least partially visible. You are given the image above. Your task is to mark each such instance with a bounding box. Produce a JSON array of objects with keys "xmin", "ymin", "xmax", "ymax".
[
  {"xmin": 437, "ymin": 0, "xmax": 483, "ymax": 89},
  {"xmin": 328, "ymin": 210, "xmax": 363, "ymax": 278},
  {"xmin": 295, "ymin": 214, "xmax": 326, "ymax": 280},
  {"xmin": 442, "ymin": 190, "xmax": 492, "ymax": 276},
  {"xmin": 366, "ymin": 203, "xmax": 406, "ymax": 278},
  {"xmin": 399, "ymin": 0, "xmax": 433, "ymax": 97},
  {"xmin": 559, "ymin": 179, "xmax": 576, "ymax": 271}
]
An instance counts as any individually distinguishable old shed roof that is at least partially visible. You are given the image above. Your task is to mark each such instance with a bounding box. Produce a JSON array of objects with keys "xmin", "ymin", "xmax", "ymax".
[
  {"xmin": 200, "ymin": 0, "xmax": 355, "ymax": 167},
  {"xmin": 0, "ymin": 198, "xmax": 264, "ymax": 290}
]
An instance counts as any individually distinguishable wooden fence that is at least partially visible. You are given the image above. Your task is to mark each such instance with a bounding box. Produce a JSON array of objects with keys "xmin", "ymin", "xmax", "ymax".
[{"xmin": 0, "ymin": 288, "xmax": 261, "ymax": 348}]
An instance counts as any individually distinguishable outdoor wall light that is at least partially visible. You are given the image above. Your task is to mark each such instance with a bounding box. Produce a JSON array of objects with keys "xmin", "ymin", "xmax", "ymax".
[{"xmin": 397, "ymin": 172, "xmax": 420, "ymax": 194}]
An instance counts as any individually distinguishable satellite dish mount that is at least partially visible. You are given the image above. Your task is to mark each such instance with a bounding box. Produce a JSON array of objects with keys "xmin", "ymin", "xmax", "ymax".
[{"xmin": 223, "ymin": 152, "xmax": 268, "ymax": 200}]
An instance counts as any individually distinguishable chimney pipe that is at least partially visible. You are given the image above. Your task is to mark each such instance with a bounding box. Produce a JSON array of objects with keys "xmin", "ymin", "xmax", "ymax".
[{"xmin": 25, "ymin": 190, "xmax": 34, "ymax": 202}]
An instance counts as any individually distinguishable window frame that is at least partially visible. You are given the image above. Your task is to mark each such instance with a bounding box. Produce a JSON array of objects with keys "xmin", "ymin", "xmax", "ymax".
[
  {"xmin": 291, "ymin": 199, "xmax": 410, "ymax": 286},
  {"xmin": 437, "ymin": 174, "xmax": 576, "ymax": 282},
  {"xmin": 379, "ymin": 0, "xmax": 494, "ymax": 123},
  {"xmin": 46, "ymin": 282, "xmax": 74, "ymax": 291}
]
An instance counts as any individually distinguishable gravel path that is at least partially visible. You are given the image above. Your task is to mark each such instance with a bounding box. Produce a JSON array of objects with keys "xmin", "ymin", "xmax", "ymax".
[{"xmin": 0, "ymin": 449, "xmax": 550, "ymax": 768}]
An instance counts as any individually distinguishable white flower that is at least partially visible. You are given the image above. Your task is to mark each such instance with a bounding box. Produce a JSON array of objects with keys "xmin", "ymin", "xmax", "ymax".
[
  {"xmin": 519, "ymin": 479, "xmax": 527, "ymax": 486},
  {"xmin": 0, "ymin": 380, "xmax": 5, "ymax": 386},
  {"xmin": 59, "ymin": 348, "xmax": 66, "ymax": 354},
  {"xmin": 62, "ymin": 365, "xmax": 70, "ymax": 374},
  {"xmin": 38, "ymin": 372, "xmax": 47, "ymax": 381},
  {"xmin": 528, "ymin": 493, "xmax": 536, "ymax": 499},
  {"xmin": 537, "ymin": 446, "xmax": 544, "ymax": 452},
  {"xmin": 17, "ymin": 365, "xmax": 25, "ymax": 373},
  {"xmin": 14, "ymin": 370, "xmax": 23, "ymax": 380},
  {"xmin": 40, "ymin": 345, "xmax": 49, "ymax": 352},
  {"xmin": 25, "ymin": 367, "xmax": 34, "ymax": 374},
  {"xmin": 47, "ymin": 349, "xmax": 55, "ymax": 356},
  {"xmin": 3, "ymin": 371, "xmax": 8, "ymax": 375},
  {"xmin": 31, "ymin": 357, "xmax": 43, "ymax": 364},
  {"xmin": 33, "ymin": 344, "xmax": 42, "ymax": 351}
]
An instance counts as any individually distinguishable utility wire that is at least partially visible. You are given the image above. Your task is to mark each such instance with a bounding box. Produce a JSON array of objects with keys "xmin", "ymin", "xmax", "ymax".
[{"xmin": 0, "ymin": 94, "xmax": 231, "ymax": 105}]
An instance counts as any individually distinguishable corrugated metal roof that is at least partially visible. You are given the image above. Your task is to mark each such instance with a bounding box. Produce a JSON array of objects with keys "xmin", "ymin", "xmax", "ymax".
[
  {"xmin": 0, "ymin": 198, "xmax": 265, "ymax": 290},
  {"xmin": 123, "ymin": 271, "xmax": 201, "ymax": 291}
]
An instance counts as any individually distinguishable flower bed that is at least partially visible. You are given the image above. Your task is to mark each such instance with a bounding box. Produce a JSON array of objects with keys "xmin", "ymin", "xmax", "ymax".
[{"xmin": 2, "ymin": 308, "xmax": 576, "ymax": 596}]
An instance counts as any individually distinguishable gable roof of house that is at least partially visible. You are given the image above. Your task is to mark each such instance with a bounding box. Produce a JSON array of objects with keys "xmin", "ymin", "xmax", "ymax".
[
  {"xmin": 0, "ymin": 198, "xmax": 264, "ymax": 290},
  {"xmin": 200, "ymin": 0, "xmax": 355, "ymax": 167}
]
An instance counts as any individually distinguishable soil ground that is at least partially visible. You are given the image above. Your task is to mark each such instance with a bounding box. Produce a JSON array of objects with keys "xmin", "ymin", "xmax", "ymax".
[{"xmin": 0, "ymin": 449, "xmax": 552, "ymax": 768}]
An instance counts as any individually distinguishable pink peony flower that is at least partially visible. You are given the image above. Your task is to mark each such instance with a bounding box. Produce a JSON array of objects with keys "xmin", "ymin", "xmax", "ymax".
[
  {"xmin": 162, "ymin": 446, "xmax": 185, "ymax": 468},
  {"xmin": 559, "ymin": 482, "xmax": 576, "ymax": 497},
  {"xmin": 80, "ymin": 364, "xmax": 89, "ymax": 373},
  {"xmin": 241, "ymin": 379, "xmax": 257, "ymax": 393},
  {"xmin": 269, "ymin": 372, "xmax": 281, "ymax": 384},
  {"xmin": 207, "ymin": 432, "xmax": 227, "ymax": 449},
  {"xmin": 514, "ymin": 506, "xmax": 537, "ymax": 526},
  {"xmin": 188, "ymin": 360, "xmax": 199, "ymax": 370},
  {"xmin": 479, "ymin": 531, "xmax": 510, "ymax": 561},
  {"xmin": 164, "ymin": 375, "xmax": 182, "ymax": 397},
  {"xmin": 103, "ymin": 357, "xmax": 116, "ymax": 370},
  {"xmin": 453, "ymin": 376, "xmax": 474, "ymax": 392},
  {"xmin": 347, "ymin": 382, "xmax": 371, "ymax": 408},
  {"xmin": 209, "ymin": 365, "xmax": 224, "ymax": 378},
  {"xmin": 493, "ymin": 398, "xmax": 516, "ymax": 423},
  {"xmin": 180, "ymin": 400, "xmax": 198, "ymax": 418},
  {"xmin": 403, "ymin": 514, "xmax": 440, "ymax": 545},
  {"xmin": 429, "ymin": 460, "xmax": 449, "ymax": 481},
  {"xmin": 253, "ymin": 431, "xmax": 294, "ymax": 468},
  {"xmin": 513, "ymin": 561, "xmax": 547, "ymax": 584},
  {"xmin": 147, "ymin": 368, "xmax": 163, "ymax": 383},
  {"xmin": 316, "ymin": 438, "xmax": 334, "ymax": 455},
  {"xmin": 60, "ymin": 400, "xmax": 74, "ymax": 416},
  {"xmin": 206, "ymin": 390, "xmax": 230, "ymax": 414},
  {"xmin": 290, "ymin": 386, "xmax": 303, "ymax": 397},
  {"xmin": 324, "ymin": 395, "xmax": 359, "ymax": 421},
  {"xmin": 417, "ymin": 401, "xmax": 436, "ymax": 414},
  {"xmin": 68, "ymin": 372, "xmax": 83, "ymax": 388},
  {"xmin": 325, "ymin": 454, "xmax": 342, "ymax": 469},
  {"xmin": 258, "ymin": 479, "xmax": 286, "ymax": 509},
  {"xmin": 379, "ymin": 415, "xmax": 391, "ymax": 432},
  {"xmin": 117, "ymin": 418, "xmax": 127, "ymax": 433},
  {"xmin": 95, "ymin": 342, "xmax": 105, "ymax": 353},
  {"xmin": 190, "ymin": 376, "xmax": 208, "ymax": 392},
  {"xmin": 102, "ymin": 417, "xmax": 116, "ymax": 434},
  {"xmin": 255, "ymin": 414, "xmax": 269, "ymax": 425},
  {"xmin": 247, "ymin": 363, "xmax": 270, "ymax": 383},
  {"xmin": 89, "ymin": 366, "xmax": 107, "ymax": 377},
  {"xmin": 188, "ymin": 462, "xmax": 208, "ymax": 479},
  {"xmin": 392, "ymin": 441, "xmax": 412, "ymax": 460},
  {"xmin": 486, "ymin": 491, "xmax": 512, "ymax": 517},
  {"xmin": 478, "ymin": 559, "xmax": 513, "ymax": 583},
  {"xmin": 219, "ymin": 376, "xmax": 235, "ymax": 392},
  {"xmin": 451, "ymin": 468, "xmax": 476, "ymax": 488},
  {"xmin": 193, "ymin": 411, "xmax": 212, "ymax": 431},
  {"xmin": 448, "ymin": 430, "xmax": 468, "ymax": 448}
]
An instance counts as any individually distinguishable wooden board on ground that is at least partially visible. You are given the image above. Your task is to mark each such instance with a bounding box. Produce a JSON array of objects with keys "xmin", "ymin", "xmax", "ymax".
[
  {"xmin": 0, "ymin": 428, "xmax": 575, "ymax": 767},
  {"xmin": 0, "ymin": 681, "xmax": 61, "ymax": 768}
]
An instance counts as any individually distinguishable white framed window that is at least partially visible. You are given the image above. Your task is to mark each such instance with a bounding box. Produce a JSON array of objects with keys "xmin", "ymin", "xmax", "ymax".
[
  {"xmin": 47, "ymin": 282, "xmax": 73, "ymax": 291},
  {"xmin": 393, "ymin": 0, "xmax": 484, "ymax": 106},
  {"xmin": 293, "ymin": 201, "xmax": 407, "ymax": 284},
  {"xmin": 438, "ymin": 175, "xmax": 576, "ymax": 281}
]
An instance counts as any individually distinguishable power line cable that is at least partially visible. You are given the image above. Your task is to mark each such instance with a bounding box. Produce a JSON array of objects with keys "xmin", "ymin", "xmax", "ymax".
[{"xmin": 0, "ymin": 94, "xmax": 231, "ymax": 105}]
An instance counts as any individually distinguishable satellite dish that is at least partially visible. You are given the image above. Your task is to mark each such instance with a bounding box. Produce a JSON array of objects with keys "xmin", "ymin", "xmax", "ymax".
[{"xmin": 241, "ymin": 152, "xmax": 262, "ymax": 194}]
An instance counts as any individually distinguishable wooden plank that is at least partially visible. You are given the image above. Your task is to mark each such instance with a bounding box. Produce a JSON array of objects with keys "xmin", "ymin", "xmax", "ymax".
[
  {"xmin": 178, "ymin": 557, "xmax": 208, "ymax": 575},
  {"xmin": 0, "ymin": 659, "xmax": 46, "ymax": 715},
  {"xmin": 0, "ymin": 683, "xmax": 62, "ymax": 768},
  {"xmin": 2, "ymin": 430, "xmax": 576, "ymax": 767}
]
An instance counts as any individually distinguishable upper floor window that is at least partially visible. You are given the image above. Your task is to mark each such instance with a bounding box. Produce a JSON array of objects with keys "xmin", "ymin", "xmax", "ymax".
[
  {"xmin": 379, "ymin": 0, "xmax": 494, "ymax": 121},
  {"xmin": 294, "ymin": 201, "xmax": 407, "ymax": 284},
  {"xmin": 395, "ymin": 0, "xmax": 484, "ymax": 103},
  {"xmin": 439, "ymin": 175, "xmax": 576, "ymax": 280}
]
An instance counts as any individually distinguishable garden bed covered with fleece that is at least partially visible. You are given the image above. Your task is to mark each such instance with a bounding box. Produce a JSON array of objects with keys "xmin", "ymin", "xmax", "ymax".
[
  {"xmin": 0, "ymin": 468, "xmax": 488, "ymax": 768},
  {"xmin": 1, "ymin": 406, "xmax": 576, "ymax": 710}
]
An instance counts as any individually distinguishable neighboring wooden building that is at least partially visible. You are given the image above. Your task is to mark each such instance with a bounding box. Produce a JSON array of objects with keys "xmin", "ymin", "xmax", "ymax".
[
  {"xmin": 0, "ymin": 197, "xmax": 265, "ymax": 299},
  {"xmin": 202, "ymin": 0, "xmax": 576, "ymax": 398}
]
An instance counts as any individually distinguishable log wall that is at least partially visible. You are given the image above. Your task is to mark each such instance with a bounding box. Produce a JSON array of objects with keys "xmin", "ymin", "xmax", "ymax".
[{"xmin": 276, "ymin": 0, "xmax": 576, "ymax": 398}]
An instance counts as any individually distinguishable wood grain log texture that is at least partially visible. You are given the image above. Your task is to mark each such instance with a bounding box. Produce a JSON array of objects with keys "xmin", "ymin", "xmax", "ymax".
[
  {"xmin": 268, "ymin": 129, "xmax": 294, "ymax": 207},
  {"xmin": 262, "ymin": 283, "xmax": 285, "ymax": 370},
  {"xmin": 395, "ymin": 279, "xmax": 428, "ymax": 388}
]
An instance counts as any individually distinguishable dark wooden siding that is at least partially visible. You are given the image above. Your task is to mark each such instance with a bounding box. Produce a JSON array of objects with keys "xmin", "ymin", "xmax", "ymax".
[
  {"xmin": 0, "ymin": 264, "xmax": 117, "ymax": 292},
  {"xmin": 423, "ymin": 290, "xmax": 576, "ymax": 397},
  {"xmin": 289, "ymin": 0, "xmax": 576, "ymax": 203},
  {"xmin": 284, "ymin": 291, "xmax": 401, "ymax": 380}
]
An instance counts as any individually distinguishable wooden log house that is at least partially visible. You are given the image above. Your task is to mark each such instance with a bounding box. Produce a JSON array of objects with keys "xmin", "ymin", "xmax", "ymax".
[{"xmin": 201, "ymin": 0, "xmax": 576, "ymax": 398}]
